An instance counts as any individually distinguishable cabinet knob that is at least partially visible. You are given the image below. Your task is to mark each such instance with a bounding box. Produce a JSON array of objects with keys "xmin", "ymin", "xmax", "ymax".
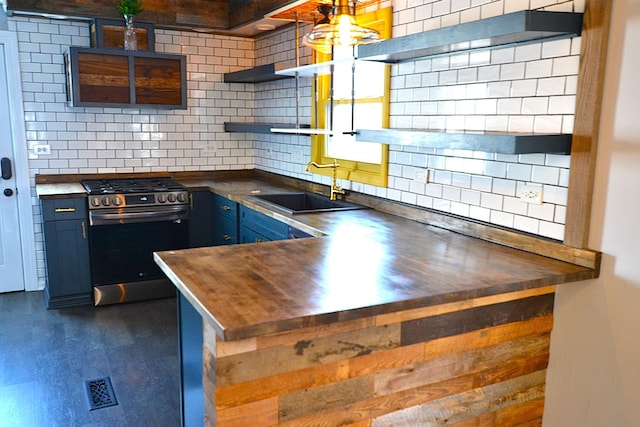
[
  {"xmin": 221, "ymin": 205, "xmax": 231, "ymax": 211},
  {"xmin": 3, "ymin": 188, "xmax": 13, "ymax": 197},
  {"xmin": 223, "ymin": 234, "xmax": 232, "ymax": 241}
]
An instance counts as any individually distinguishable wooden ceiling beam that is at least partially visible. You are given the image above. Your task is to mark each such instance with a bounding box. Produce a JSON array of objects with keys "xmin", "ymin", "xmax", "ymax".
[
  {"xmin": 6, "ymin": 0, "xmax": 230, "ymax": 30},
  {"xmin": 228, "ymin": 0, "xmax": 300, "ymax": 28}
]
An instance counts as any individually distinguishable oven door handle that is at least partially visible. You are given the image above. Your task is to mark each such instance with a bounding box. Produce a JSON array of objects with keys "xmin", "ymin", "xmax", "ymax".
[{"xmin": 89, "ymin": 206, "xmax": 188, "ymax": 225}]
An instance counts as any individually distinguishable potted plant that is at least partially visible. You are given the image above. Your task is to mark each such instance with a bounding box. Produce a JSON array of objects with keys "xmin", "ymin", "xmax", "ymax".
[{"xmin": 117, "ymin": 0, "xmax": 144, "ymax": 50}]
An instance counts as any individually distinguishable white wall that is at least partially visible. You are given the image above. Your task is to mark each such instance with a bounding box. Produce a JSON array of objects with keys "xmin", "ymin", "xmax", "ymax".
[
  {"xmin": 11, "ymin": 3, "xmax": 588, "ymax": 292},
  {"xmin": 544, "ymin": 0, "xmax": 640, "ymax": 424},
  {"xmin": 8, "ymin": 16, "xmax": 256, "ymax": 287},
  {"xmin": 254, "ymin": 0, "xmax": 582, "ymax": 241}
]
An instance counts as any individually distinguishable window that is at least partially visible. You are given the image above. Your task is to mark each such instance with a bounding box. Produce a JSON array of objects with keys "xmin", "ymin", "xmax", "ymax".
[{"xmin": 310, "ymin": 7, "xmax": 392, "ymax": 187}]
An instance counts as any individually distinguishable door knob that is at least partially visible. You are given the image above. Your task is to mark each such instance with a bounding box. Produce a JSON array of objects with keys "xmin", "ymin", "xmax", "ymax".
[
  {"xmin": 4, "ymin": 188, "xmax": 14, "ymax": 197},
  {"xmin": 1, "ymin": 158, "xmax": 12, "ymax": 180}
]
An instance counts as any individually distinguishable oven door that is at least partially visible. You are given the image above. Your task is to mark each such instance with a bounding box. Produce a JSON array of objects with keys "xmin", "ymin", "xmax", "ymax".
[
  {"xmin": 90, "ymin": 219, "xmax": 188, "ymax": 285},
  {"xmin": 88, "ymin": 217, "xmax": 188, "ymax": 305}
]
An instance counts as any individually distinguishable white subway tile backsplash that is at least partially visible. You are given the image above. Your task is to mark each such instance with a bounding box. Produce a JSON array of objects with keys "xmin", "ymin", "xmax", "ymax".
[
  {"xmin": 525, "ymin": 59, "xmax": 553, "ymax": 79},
  {"xmin": 500, "ymin": 62, "xmax": 526, "ymax": 80},
  {"xmin": 515, "ymin": 44, "xmax": 541, "ymax": 62},
  {"xmin": 493, "ymin": 178, "xmax": 517, "ymax": 196},
  {"xmin": 514, "ymin": 215, "xmax": 539, "ymax": 234},
  {"xmin": 531, "ymin": 165, "xmax": 560, "ymax": 185},
  {"xmin": 539, "ymin": 221, "xmax": 564, "ymax": 240},
  {"xmin": 484, "ymin": 161, "xmax": 507, "ymax": 178},
  {"xmin": 507, "ymin": 163, "xmax": 532, "ymax": 181},
  {"xmin": 503, "ymin": 196, "xmax": 528, "ymax": 215},
  {"xmin": 469, "ymin": 205, "xmax": 491, "ymax": 221},
  {"xmin": 14, "ymin": 2, "xmax": 581, "ymax": 288},
  {"xmin": 548, "ymin": 95, "xmax": 576, "ymax": 114},
  {"xmin": 552, "ymin": 55, "xmax": 580, "ymax": 77},
  {"xmin": 511, "ymin": 80, "xmax": 537, "ymax": 97},
  {"xmin": 491, "ymin": 210, "xmax": 514, "ymax": 228}
]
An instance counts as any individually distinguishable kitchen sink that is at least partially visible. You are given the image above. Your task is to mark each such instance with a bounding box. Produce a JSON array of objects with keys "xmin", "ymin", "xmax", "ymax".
[{"xmin": 249, "ymin": 192, "xmax": 367, "ymax": 214}]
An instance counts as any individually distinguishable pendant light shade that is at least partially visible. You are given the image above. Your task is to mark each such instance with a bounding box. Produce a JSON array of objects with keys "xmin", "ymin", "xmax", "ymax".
[{"xmin": 303, "ymin": 0, "xmax": 380, "ymax": 53}]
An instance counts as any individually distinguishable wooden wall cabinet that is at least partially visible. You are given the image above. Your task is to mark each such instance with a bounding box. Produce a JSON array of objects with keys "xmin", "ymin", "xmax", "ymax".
[{"xmin": 65, "ymin": 47, "xmax": 187, "ymax": 109}]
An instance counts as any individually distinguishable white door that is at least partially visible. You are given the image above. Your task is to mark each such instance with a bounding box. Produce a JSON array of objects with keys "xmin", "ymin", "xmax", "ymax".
[{"xmin": 0, "ymin": 37, "xmax": 28, "ymax": 292}]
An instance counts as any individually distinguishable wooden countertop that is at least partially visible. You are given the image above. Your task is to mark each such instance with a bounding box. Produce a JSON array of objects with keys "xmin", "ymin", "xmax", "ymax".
[
  {"xmin": 33, "ymin": 173, "xmax": 598, "ymax": 341},
  {"xmin": 155, "ymin": 179, "xmax": 597, "ymax": 341},
  {"xmin": 36, "ymin": 182, "xmax": 87, "ymax": 198}
]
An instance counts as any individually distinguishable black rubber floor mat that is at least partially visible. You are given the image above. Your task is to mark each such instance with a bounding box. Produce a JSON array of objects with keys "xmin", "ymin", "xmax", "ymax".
[{"xmin": 85, "ymin": 377, "xmax": 118, "ymax": 410}]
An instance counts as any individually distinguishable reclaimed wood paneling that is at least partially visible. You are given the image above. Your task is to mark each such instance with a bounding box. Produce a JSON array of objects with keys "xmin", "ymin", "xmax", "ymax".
[
  {"xmin": 400, "ymin": 293, "xmax": 554, "ymax": 345},
  {"xmin": 203, "ymin": 289, "xmax": 556, "ymax": 426},
  {"xmin": 6, "ymin": 0, "xmax": 228, "ymax": 30},
  {"xmin": 77, "ymin": 52, "xmax": 130, "ymax": 104}
]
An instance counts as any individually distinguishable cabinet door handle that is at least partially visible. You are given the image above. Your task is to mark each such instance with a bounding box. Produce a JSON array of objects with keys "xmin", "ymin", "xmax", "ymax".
[
  {"xmin": 223, "ymin": 234, "xmax": 232, "ymax": 241},
  {"xmin": 255, "ymin": 237, "xmax": 263, "ymax": 243},
  {"xmin": 221, "ymin": 205, "xmax": 231, "ymax": 211},
  {"xmin": 54, "ymin": 207, "xmax": 76, "ymax": 213},
  {"xmin": 81, "ymin": 221, "xmax": 86, "ymax": 239},
  {"xmin": 189, "ymin": 193, "xmax": 194, "ymax": 210}
]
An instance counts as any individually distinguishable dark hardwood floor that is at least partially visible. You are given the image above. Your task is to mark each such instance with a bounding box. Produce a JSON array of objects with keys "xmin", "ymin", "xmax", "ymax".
[{"xmin": 0, "ymin": 291, "xmax": 180, "ymax": 426}]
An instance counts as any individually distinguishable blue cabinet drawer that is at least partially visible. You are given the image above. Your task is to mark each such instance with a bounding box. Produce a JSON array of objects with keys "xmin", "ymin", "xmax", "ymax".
[
  {"xmin": 214, "ymin": 216, "xmax": 238, "ymax": 245},
  {"xmin": 42, "ymin": 198, "xmax": 87, "ymax": 221},
  {"xmin": 212, "ymin": 194, "xmax": 238, "ymax": 222},
  {"xmin": 239, "ymin": 205, "xmax": 289, "ymax": 241},
  {"xmin": 239, "ymin": 225, "xmax": 272, "ymax": 244}
]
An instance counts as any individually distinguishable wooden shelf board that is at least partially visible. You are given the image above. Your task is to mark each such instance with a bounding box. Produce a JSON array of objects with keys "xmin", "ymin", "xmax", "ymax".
[
  {"xmin": 357, "ymin": 10, "xmax": 583, "ymax": 63},
  {"xmin": 356, "ymin": 128, "xmax": 573, "ymax": 155},
  {"xmin": 224, "ymin": 122, "xmax": 311, "ymax": 134},
  {"xmin": 223, "ymin": 64, "xmax": 294, "ymax": 83}
]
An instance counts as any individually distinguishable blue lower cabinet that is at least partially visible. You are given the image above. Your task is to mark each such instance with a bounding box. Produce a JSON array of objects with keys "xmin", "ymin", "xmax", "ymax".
[
  {"xmin": 239, "ymin": 205, "xmax": 289, "ymax": 242},
  {"xmin": 42, "ymin": 198, "xmax": 92, "ymax": 308},
  {"xmin": 178, "ymin": 293, "xmax": 203, "ymax": 427},
  {"xmin": 239, "ymin": 224, "xmax": 272, "ymax": 244},
  {"xmin": 188, "ymin": 191, "xmax": 213, "ymax": 248}
]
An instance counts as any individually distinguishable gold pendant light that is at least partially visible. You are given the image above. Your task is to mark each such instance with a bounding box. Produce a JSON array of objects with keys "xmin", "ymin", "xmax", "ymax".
[{"xmin": 303, "ymin": 0, "xmax": 380, "ymax": 53}]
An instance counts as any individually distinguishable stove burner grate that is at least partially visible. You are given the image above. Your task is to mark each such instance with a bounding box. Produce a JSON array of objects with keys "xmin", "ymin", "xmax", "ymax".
[{"xmin": 82, "ymin": 178, "xmax": 185, "ymax": 194}]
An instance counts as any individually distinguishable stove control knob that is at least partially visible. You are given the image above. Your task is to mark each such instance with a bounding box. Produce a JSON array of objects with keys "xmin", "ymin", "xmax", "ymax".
[
  {"xmin": 157, "ymin": 194, "xmax": 167, "ymax": 203},
  {"xmin": 112, "ymin": 197, "xmax": 123, "ymax": 206},
  {"xmin": 91, "ymin": 197, "xmax": 101, "ymax": 207},
  {"xmin": 168, "ymin": 193, "xmax": 177, "ymax": 203},
  {"xmin": 102, "ymin": 197, "xmax": 111, "ymax": 207},
  {"xmin": 177, "ymin": 193, "xmax": 187, "ymax": 203}
]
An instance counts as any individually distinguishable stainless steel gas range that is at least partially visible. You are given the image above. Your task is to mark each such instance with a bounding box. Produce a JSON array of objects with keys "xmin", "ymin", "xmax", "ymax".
[{"xmin": 82, "ymin": 177, "xmax": 189, "ymax": 306}]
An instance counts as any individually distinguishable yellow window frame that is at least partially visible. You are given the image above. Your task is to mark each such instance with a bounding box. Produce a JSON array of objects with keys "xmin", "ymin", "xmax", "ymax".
[{"xmin": 310, "ymin": 7, "xmax": 392, "ymax": 187}]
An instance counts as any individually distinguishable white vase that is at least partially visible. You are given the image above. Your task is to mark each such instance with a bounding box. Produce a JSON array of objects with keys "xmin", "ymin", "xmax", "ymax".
[{"xmin": 124, "ymin": 15, "xmax": 137, "ymax": 51}]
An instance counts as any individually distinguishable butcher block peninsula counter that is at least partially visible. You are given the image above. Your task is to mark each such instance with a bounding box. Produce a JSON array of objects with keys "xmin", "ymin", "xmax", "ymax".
[{"xmin": 153, "ymin": 176, "xmax": 599, "ymax": 426}]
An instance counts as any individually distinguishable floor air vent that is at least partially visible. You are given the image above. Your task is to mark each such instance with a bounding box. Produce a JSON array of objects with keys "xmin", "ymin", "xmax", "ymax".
[{"xmin": 85, "ymin": 377, "xmax": 118, "ymax": 410}]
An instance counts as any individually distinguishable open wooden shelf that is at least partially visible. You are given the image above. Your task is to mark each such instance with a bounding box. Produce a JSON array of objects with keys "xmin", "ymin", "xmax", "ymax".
[
  {"xmin": 356, "ymin": 128, "xmax": 572, "ymax": 155},
  {"xmin": 224, "ymin": 122, "xmax": 311, "ymax": 134},
  {"xmin": 223, "ymin": 64, "xmax": 294, "ymax": 83},
  {"xmin": 357, "ymin": 10, "xmax": 583, "ymax": 63}
]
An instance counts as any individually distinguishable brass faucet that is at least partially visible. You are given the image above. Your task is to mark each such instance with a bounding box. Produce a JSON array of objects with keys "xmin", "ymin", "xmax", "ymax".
[{"xmin": 305, "ymin": 159, "xmax": 345, "ymax": 201}]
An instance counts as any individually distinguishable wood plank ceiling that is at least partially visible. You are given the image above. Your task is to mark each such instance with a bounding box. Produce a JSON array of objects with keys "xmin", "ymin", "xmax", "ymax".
[{"xmin": 5, "ymin": 0, "xmax": 378, "ymax": 34}]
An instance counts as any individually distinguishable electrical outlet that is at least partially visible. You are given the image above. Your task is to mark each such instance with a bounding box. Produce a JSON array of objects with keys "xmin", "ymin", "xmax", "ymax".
[
  {"xmin": 33, "ymin": 144, "xmax": 51, "ymax": 155},
  {"xmin": 413, "ymin": 169, "xmax": 428, "ymax": 183},
  {"xmin": 518, "ymin": 184, "xmax": 543, "ymax": 204}
]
